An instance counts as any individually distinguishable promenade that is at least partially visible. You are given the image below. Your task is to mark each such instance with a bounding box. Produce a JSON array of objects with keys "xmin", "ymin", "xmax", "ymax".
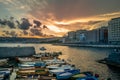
[{"xmin": 55, "ymin": 43, "xmax": 120, "ymax": 48}]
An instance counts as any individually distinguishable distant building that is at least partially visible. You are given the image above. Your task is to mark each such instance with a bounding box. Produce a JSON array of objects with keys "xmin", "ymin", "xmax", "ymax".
[
  {"xmin": 85, "ymin": 29, "xmax": 99, "ymax": 44},
  {"xmin": 76, "ymin": 30, "xmax": 87, "ymax": 43},
  {"xmin": 64, "ymin": 26, "xmax": 108, "ymax": 44},
  {"xmin": 99, "ymin": 26, "xmax": 108, "ymax": 43},
  {"xmin": 108, "ymin": 17, "xmax": 120, "ymax": 44},
  {"xmin": 66, "ymin": 31, "xmax": 76, "ymax": 43},
  {"xmin": 68, "ymin": 31, "xmax": 76, "ymax": 40}
]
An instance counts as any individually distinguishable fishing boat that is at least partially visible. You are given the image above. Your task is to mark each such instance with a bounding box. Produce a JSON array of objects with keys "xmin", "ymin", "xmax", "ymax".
[
  {"xmin": 56, "ymin": 69, "xmax": 80, "ymax": 80},
  {"xmin": 0, "ymin": 59, "xmax": 8, "ymax": 66},
  {"xmin": 44, "ymin": 57, "xmax": 66, "ymax": 64},
  {"xmin": 17, "ymin": 69, "xmax": 49, "ymax": 76},
  {"xmin": 0, "ymin": 68, "xmax": 13, "ymax": 80},
  {"xmin": 18, "ymin": 57, "xmax": 33, "ymax": 63},
  {"xmin": 20, "ymin": 61, "xmax": 46, "ymax": 67},
  {"xmin": 71, "ymin": 71, "xmax": 99, "ymax": 80},
  {"xmin": 0, "ymin": 72, "xmax": 4, "ymax": 80},
  {"xmin": 40, "ymin": 47, "xmax": 46, "ymax": 51},
  {"xmin": 48, "ymin": 64, "xmax": 75, "ymax": 71}
]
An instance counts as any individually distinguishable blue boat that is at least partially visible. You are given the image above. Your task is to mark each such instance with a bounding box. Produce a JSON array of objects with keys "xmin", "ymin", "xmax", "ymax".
[
  {"xmin": 0, "ymin": 68, "xmax": 12, "ymax": 79},
  {"xmin": 18, "ymin": 62, "xmax": 46, "ymax": 68},
  {"xmin": 56, "ymin": 69, "xmax": 80, "ymax": 80},
  {"xmin": 71, "ymin": 71, "xmax": 99, "ymax": 80},
  {"xmin": 76, "ymin": 77, "xmax": 98, "ymax": 80},
  {"xmin": 34, "ymin": 62, "xmax": 46, "ymax": 67}
]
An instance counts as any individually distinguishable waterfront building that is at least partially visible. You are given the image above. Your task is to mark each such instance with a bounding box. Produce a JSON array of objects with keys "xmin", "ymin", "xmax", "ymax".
[
  {"xmin": 99, "ymin": 26, "xmax": 108, "ymax": 43},
  {"xmin": 64, "ymin": 26, "xmax": 108, "ymax": 44},
  {"xmin": 85, "ymin": 29, "xmax": 99, "ymax": 44},
  {"xmin": 108, "ymin": 17, "xmax": 120, "ymax": 44},
  {"xmin": 76, "ymin": 30, "xmax": 87, "ymax": 43},
  {"xmin": 67, "ymin": 31, "xmax": 76, "ymax": 43},
  {"xmin": 68, "ymin": 31, "xmax": 76, "ymax": 40}
]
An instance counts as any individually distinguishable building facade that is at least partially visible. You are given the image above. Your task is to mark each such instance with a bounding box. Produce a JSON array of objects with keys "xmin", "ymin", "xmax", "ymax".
[
  {"xmin": 99, "ymin": 26, "xmax": 108, "ymax": 43},
  {"xmin": 68, "ymin": 31, "xmax": 76, "ymax": 40},
  {"xmin": 108, "ymin": 17, "xmax": 120, "ymax": 44},
  {"xmin": 85, "ymin": 29, "xmax": 99, "ymax": 44},
  {"xmin": 76, "ymin": 30, "xmax": 87, "ymax": 43}
]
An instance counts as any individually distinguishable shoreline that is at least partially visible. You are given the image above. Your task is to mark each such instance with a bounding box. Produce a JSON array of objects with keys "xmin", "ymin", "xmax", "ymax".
[{"xmin": 53, "ymin": 43, "xmax": 120, "ymax": 48}]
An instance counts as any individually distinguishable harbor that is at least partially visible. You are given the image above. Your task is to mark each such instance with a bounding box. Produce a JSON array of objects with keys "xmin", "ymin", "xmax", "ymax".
[
  {"xmin": 0, "ymin": 43, "xmax": 119, "ymax": 80},
  {"xmin": 0, "ymin": 51, "xmax": 98, "ymax": 80}
]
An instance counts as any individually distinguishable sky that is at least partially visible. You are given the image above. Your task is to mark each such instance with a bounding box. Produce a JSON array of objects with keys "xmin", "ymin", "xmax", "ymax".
[{"xmin": 0, "ymin": 0, "xmax": 120, "ymax": 38}]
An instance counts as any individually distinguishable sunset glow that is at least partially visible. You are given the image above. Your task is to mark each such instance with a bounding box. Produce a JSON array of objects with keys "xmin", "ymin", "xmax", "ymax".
[{"xmin": 0, "ymin": 0, "xmax": 120, "ymax": 37}]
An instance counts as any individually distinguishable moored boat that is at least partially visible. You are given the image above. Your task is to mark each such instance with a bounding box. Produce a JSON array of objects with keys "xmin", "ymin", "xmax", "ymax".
[
  {"xmin": 56, "ymin": 69, "xmax": 80, "ymax": 80},
  {"xmin": 44, "ymin": 57, "xmax": 66, "ymax": 65},
  {"xmin": 40, "ymin": 47, "xmax": 46, "ymax": 51},
  {"xmin": 71, "ymin": 71, "xmax": 99, "ymax": 80},
  {"xmin": 0, "ymin": 59, "xmax": 8, "ymax": 66}
]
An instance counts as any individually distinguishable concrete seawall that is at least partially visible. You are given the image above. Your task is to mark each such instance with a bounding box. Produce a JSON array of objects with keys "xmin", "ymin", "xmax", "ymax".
[
  {"xmin": 55, "ymin": 43, "xmax": 120, "ymax": 48},
  {"xmin": 0, "ymin": 47, "xmax": 35, "ymax": 58}
]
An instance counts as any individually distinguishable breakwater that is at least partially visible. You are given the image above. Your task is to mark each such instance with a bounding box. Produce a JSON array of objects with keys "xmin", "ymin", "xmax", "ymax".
[{"xmin": 0, "ymin": 47, "xmax": 35, "ymax": 58}]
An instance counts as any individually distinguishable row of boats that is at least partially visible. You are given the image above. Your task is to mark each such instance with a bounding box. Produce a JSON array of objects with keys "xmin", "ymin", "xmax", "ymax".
[{"xmin": 0, "ymin": 52, "xmax": 99, "ymax": 80}]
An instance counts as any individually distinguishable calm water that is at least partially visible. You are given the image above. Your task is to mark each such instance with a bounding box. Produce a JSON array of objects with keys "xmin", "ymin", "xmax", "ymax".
[{"xmin": 0, "ymin": 43, "xmax": 120, "ymax": 80}]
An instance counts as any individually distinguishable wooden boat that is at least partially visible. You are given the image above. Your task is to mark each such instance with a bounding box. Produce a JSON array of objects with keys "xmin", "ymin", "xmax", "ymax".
[
  {"xmin": 18, "ymin": 64, "xmax": 34, "ymax": 68},
  {"xmin": 44, "ymin": 58, "xmax": 66, "ymax": 64},
  {"xmin": 0, "ymin": 68, "xmax": 13, "ymax": 80},
  {"xmin": 38, "ymin": 76, "xmax": 56, "ymax": 80},
  {"xmin": 40, "ymin": 47, "xmax": 46, "ymax": 51},
  {"xmin": 18, "ymin": 57, "xmax": 33, "ymax": 63},
  {"xmin": 17, "ymin": 69, "xmax": 49, "ymax": 76},
  {"xmin": 16, "ymin": 75, "xmax": 56, "ymax": 80},
  {"xmin": 47, "ymin": 64, "xmax": 75, "ymax": 74},
  {"xmin": 35, "ymin": 51, "xmax": 62, "ymax": 58},
  {"xmin": 19, "ymin": 67, "xmax": 48, "ymax": 71},
  {"xmin": 56, "ymin": 69, "xmax": 80, "ymax": 80},
  {"xmin": 0, "ymin": 73, "xmax": 4, "ymax": 79},
  {"xmin": 71, "ymin": 71, "xmax": 98, "ymax": 80},
  {"xmin": 0, "ymin": 59, "xmax": 8, "ymax": 66},
  {"xmin": 20, "ymin": 61, "xmax": 46, "ymax": 67}
]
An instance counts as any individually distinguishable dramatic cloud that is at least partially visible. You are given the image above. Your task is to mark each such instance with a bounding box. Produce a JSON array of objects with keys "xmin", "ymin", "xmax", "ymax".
[
  {"xmin": 7, "ymin": 21, "xmax": 15, "ymax": 28},
  {"xmin": 33, "ymin": 20, "xmax": 41, "ymax": 28},
  {"xmin": 22, "ymin": 30, "xmax": 28, "ymax": 35},
  {"xmin": 30, "ymin": 28, "xmax": 43, "ymax": 36},
  {"xmin": 0, "ymin": 19, "xmax": 7, "ymax": 26},
  {"xmin": 3, "ymin": 30, "xmax": 18, "ymax": 37},
  {"xmin": 0, "ymin": 0, "xmax": 120, "ymax": 37},
  {"xmin": 0, "ymin": 18, "xmax": 15, "ymax": 28},
  {"xmin": 43, "ymin": 25, "xmax": 48, "ymax": 29},
  {"xmin": 19, "ymin": 18, "xmax": 32, "ymax": 30}
]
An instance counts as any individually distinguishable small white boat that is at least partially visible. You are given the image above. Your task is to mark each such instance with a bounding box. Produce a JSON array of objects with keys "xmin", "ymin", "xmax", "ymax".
[
  {"xmin": 48, "ymin": 65, "xmax": 75, "ymax": 74},
  {"xmin": 56, "ymin": 69, "xmax": 80, "ymax": 80},
  {"xmin": 18, "ymin": 57, "xmax": 33, "ymax": 62},
  {"xmin": 40, "ymin": 47, "xmax": 46, "ymax": 51},
  {"xmin": 44, "ymin": 58, "xmax": 66, "ymax": 64},
  {"xmin": 47, "ymin": 64, "xmax": 75, "ymax": 70},
  {"xmin": 18, "ymin": 64, "xmax": 34, "ymax": 68}
]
